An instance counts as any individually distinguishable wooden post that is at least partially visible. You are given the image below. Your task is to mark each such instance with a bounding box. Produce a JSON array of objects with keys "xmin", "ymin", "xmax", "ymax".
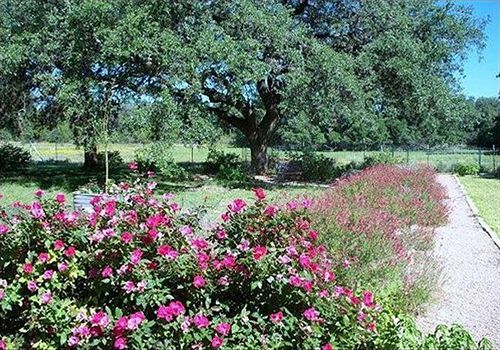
[
  {"xmin": 478, "ymin": 149, "xmax": 482, "ymax": 171},
  {"xmin": 493, "ymin": 145, "xmax": 496, "ymax": 171}
]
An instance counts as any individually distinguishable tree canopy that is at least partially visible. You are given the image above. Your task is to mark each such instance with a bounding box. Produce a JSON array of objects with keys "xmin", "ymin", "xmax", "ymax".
[{"xmin": 0, "ymin": 0, "xmax": 488, "ymax": 172}]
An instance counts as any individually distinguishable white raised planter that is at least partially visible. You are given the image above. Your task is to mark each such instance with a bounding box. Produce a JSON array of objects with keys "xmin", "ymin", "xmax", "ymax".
[{"xmin": 73, "ymin": 193, "xmax": 99, "ymax": 213}]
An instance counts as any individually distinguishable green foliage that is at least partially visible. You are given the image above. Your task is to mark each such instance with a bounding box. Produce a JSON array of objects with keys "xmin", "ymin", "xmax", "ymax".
[
  {"xmin": 361, "ymin": 152, "xmax": 404, "ymax": 169},
  {"xmin": 0, "ymin": 143, "xmax": 31, "ymax": 172},
  {"xmin": 205, "ymin": 149, "xmax": 247, "ymax": 182},
  {"xmin": 454, "ymin": 162, "xmax": 480, "ymax": 176},
  {"xmin": 290, "ymin": 151, "xmax": 340, "ymax": 182},
  {"xmin": 134, "ymin": 143, "xmax": 187, "ymax": 180}
]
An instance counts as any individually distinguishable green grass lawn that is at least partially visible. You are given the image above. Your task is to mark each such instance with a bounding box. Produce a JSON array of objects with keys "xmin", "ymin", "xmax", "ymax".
[
  {"xmin": 459, "ymin": 176, "xmax": 500, "ymax": 235},
  {"xmin": 0, "ymin": 163, "xmax": 321, "ymax": 215}
]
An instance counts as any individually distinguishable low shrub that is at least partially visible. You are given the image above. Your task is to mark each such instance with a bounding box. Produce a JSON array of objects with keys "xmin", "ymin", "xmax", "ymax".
[
  {"xmin": 495, "ymin": 166, "xmax": 500, "ymax": 179},
  {"xmin": 134, "ymin": 143, "xmax": 187, "ymax": 180},
  {"xmin": 0, "ymin": 143, "xmax": 31, "ymax": 172},
  {"xmin": 453, "ymin": 162, "xmax": 480, "ymax": 176},
  {"xmin": 311, "ymin": 165, "xmax": 448, "ymax": 313},
  {"xmin": 361, "ymin": 152, "xmax": 404, "ymax": 169},
  {"xmin": 290, "ymin": 150, "xmax": 339, "ymax": 182},
  {"xmin": 205, "ymin": 149, "xmax": 246, "ymax": 182},
  {"xmin": 0, "ymin": 169, "xmax": 489, "ymax": 349}
]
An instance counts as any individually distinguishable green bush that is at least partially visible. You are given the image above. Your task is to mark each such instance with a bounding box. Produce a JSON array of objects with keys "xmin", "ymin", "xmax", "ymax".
[
  {"xmin": 291, "ymin": 150, "xmax": 339, "ymax": 182},
  {"xmin": 495, "ymin": 166, "xmax": 500, "ymax": 179},
  {"xmin": 0, "ymin": 143, "xmax": 31, "ymax": 172},
  {"xmin": 361, "ymin": 152, "xmax": 404, "ymax": 169},
  {"xmin": 134, "ymin": 143, "xmax": 187, "ymax": 180},
  {"xmin": 205, "ymin": 149, "xmax": 247, "ymax": 181},
  {"xmin": 96, "ymin": 151, "xmax": 123, "ymax": 170},
  {"xmin": 454, "ymin": 162, "xmax": 479, "ymax": 176}
]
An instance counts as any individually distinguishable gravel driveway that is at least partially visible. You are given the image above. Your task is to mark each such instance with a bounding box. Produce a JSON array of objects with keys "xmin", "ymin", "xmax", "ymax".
[{"xmin": 417, "ymin": 174, "xmax": 500, "ymax": 348}]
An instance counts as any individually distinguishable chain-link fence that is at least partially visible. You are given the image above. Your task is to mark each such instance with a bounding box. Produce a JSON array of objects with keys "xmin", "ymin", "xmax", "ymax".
[{"xmin": 19, "ymin": 142, "xmax": 499, "ymax": 174}]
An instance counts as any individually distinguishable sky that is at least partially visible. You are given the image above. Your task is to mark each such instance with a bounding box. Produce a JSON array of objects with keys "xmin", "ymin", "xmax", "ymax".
[{"xmin": 459, "ymin": 0, "xmax": 499, "ymax": 98}]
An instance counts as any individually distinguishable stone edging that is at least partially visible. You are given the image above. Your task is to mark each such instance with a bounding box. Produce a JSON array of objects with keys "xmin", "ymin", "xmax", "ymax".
[{"xmin": 453, "ymin": 174, "xmax": 500, "ymax": 250}]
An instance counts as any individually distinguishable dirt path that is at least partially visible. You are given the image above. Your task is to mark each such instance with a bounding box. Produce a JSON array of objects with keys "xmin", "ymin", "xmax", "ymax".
[{"xmin": 417, "ymin": 174, "xmax": 500, "ymax": 348}]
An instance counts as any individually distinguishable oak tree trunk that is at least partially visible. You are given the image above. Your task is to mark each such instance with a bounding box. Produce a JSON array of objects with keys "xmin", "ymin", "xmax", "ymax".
[{"xmin": 83, "ymin": 145, "xmax": 98, "ymax": 168}]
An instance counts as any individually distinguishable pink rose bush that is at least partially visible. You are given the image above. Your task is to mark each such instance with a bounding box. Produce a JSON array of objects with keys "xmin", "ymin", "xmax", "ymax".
[
  {"xmin": 0, "ymin": 175, "xmax": 383, "ymax": 349},
  {"xmin": 0, "ymin": 169, "xmax": 490, "ymax": 349}
]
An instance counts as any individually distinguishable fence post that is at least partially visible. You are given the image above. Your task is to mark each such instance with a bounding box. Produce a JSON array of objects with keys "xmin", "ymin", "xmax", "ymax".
[
  {"xmin": 191, "ymin": 145, "xmax": 194, "ymax": 164},
  {"xmin": 478, "ymin": 149, "xmax": 482, "ymax": 170},
  {"xmin": 493, "ymin": 145, "xmax": 496, "ymax": 171},
  {"xmin": 426, "ymin": 145, "xmax": 430, "ymax": 164},
  {"xmin": 406, "ymin": 148, "xmax": 410, "ymax": 165}
]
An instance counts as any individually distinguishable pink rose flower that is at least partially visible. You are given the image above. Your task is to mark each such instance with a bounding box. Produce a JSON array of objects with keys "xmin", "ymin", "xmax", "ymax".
[
  {"xmin": 215, "ymin": 322, "xmax": 231, "ymax": 336},
  {"xmin": 27, "ymin": 280, "xmax": 37, "ymax": 292},
  {"xmin": 120, "ymin": 232, "xmax": 134, "ymax": 244},
  {"xmin": 23, "ymin": 262, "xmax": 34, "ymax": 274},
  {"xmin": 193, "ymin": 314, "xmax": 210, "ymax": 329},
  {"xmin": 127, "ymin": 162, "xmax": 138, "ymax": 171},
  {"xmin": 101, "ymin": 266, "xmax": 113, "ymax": 278},
  {"xmin": 193, "ymin": 275, "xmax": 206, "ymax": 288},
  {"xmin": 303, "ymin": 307, "xmax": 319, "ymax": 321},
  {"xmin": 228, "ymin": 198, "xmax": 246, "ymax": 213},
  {"xmin": 0, "ymin": 224, "xmax": 9, "ymax": 235},
  {"xmin": 264, "ymin": 205, "xmax": 279, "ymax": 217},
  {"xmin": 38, "ymin": 252, "xmax": 50, "ymax": 263},
  {"xmin": 41, "ymin": 291, "xmax": 52, "ymax": 304},
  {"xmin": 34, "ymin": 189, "xmax": 45, "ymax": 197},
  {"xmin": 270, "ymin": 311, "xmax": 284, "ymax": 323},
  {"xmin": 130, "ymin": 248, "xmax": 143, "ymax": 265},
  {"xmin": 127, "ymin": 311, "xmax": 145, "ymax": 330},
  {"xmin": 114, "ymin": 337, "xmax": 127, "ymax": 349},
  {"xmin": 322, "ymin": 344, "xmax": 334, "ymax": 350},
  {"xmin": 252, "ymin": 187, "xmax": 266, "ymax": 201},
  {"xmin": 54, "ymin": 239, "xmax": 65, "ymax": 250},
  {"xmin": 211, "ymin": 336, "xmax": 223, "ymax": 348},
  {"xmin": 55, "ymin": 193, "xmax": 66, "ymax": 204},
  {"xmin": 30, "ymin": 202, "xmax": 45, "ymax": 219},
  {"xmin": 252, "ymin": 246, "xmax": 267, "ymax": 261}
]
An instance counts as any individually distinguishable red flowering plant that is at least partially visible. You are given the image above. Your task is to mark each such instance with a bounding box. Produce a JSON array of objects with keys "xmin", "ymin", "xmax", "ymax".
[{"xmin": 0, "ymin": 171, "xmax": 384, "ymax": 349}]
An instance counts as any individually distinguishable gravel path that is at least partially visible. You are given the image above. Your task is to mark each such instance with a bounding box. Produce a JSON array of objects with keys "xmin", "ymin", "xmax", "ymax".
[{"xmin": 417, "ymin": 174, "xmax": 500, "ymax": 348}]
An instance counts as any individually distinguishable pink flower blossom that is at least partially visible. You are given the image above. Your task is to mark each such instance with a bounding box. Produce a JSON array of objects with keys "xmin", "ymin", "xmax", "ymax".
[
  {"xmin": 193, "ymin": 275, "xmax": 206, "ymax": 288},
  {"xmin": 64, "ymin": 246, "xmax": 77, "ymax": 258},
  {"xmin": 42, "ymin": 269, "xmax": 54, "ymax": 280},
  {"xmin": 228, "ymin": 198, "xmax": 246, "ymax": 213},
  {"xmin": 130, "ymin": 249, "xmax": 143, "ymax": 265},
  {"xmin": 91, "ymin": 311, "xmax": 110, "ymax": 328},
  {"xmin": 252, "ymin": 246, "xmax": 267, "ymax": 261},
  {"xmin": 215, "ymin": 229, "xmax": 227, "ymax": 240},
  {"xmin": 30, "ymin": 202, "xmax": 45, "ymax": 219},
  {"xmin": 41, "ymin": 291, "xmax": 52, "ymax": 304},
  {"xmin": 193, "ymin": 314, "xmax": 210, "ymax": 329},
  {"xmin": 54, "ymin": 239, "xmax": 65, "ymax": 250},
  {"xmin": 58, "ymin": 262, "xmax": 69, "ymax": 272},
  {"xmin": 38, "ymin": 252, "xmax": 50, "ymax": 263},
  {"xmin": 123, "ymin": 281, "xmax": 135, "ymax": 293},
  {"xmin": 303, "ymin": 307, "xmax": 319, "ymax": 321},
  {"xmin": 264, "ymin": 204, "xmax": 279, "ymax": 217},
  {"xmin": 23, "ymin": 262, "xmax": 34, "ymax": 274},
  {"xmin": 104, "ymin": 200, "xmax": 116, "ymax": 217},
  {"xmin": 211, "ymin": 335, "xmax": 223, "ymax": 348},
  {"xmin": 367, "ymin": 322, "xmax": 376, "ymax": 332},
  {"xmin": 120, "ymin": 232, "xmax": 134, "ymax": 244},
  {"xmin": 157, "ymin": 245, "xmax": 178, "ymax": 260},
  {"xmin": 55, "ymin": 193, "xmax": 66, "ymax": 204},
  {"xmin": 215, "ymin": 322, "xmax": 231, "ymax": 336},
  {"xmin": 127, "ymin": 311, "xmax": 145, "ymax": 330},
  {"xmin": 102, "ymin": 266, "xmax": 113, "ymax": 278},
  {"xmin": 68, "ymin": 336, "xmax": 79, "ymax": 347},
  {"xmin": 0, "ymin": 224, "xmax": 9, "ymax": 235},
  {"xmin": 34, "ymin": 189, "xmax": 45, "ymax": 197},
  {"xmin": 114, "ymin": 337, "xmax": 127, "ymax": 349},
  {"xmin": 27, "ymin": 280, "xmax": 37, "ymax": 292},
  {"xmin": 180, "ymin": 225, "xmax": 193, "ymax": 236},
  {"xmin": 252, "ymin": 187, "xmax": 266, "ymax": 201},
  {"xmin": 127, "ymin": 162, "xmax": 138, "ymax": 171},
  {"xmin": 270, "ymin": 311, "xmax": 284, "ymax": 323},
  {"xmin": 322, "ymin": 344, "xmax": 334, "ymax": 350},
  {"xmin": 363, "ymin": 290, "xmax": 375, "ymax": 308}
]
